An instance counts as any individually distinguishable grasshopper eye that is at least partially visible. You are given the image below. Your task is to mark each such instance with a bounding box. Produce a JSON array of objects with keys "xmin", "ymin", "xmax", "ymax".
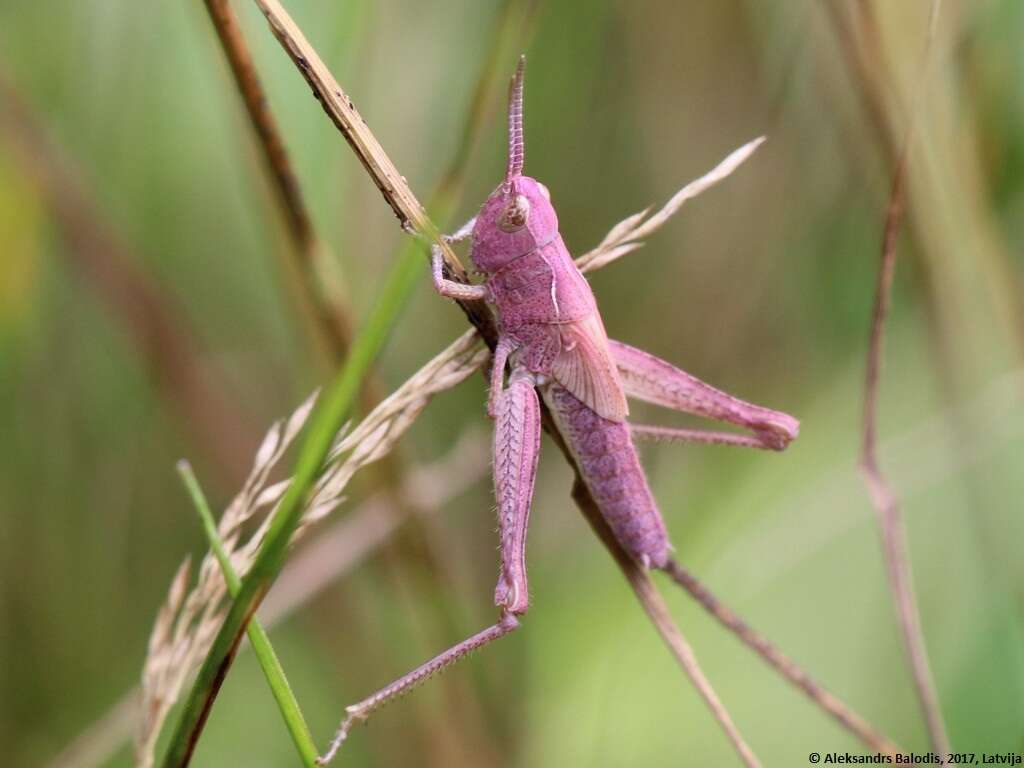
[
  {"xmin": 538, "ymin": 183, "xmax": 551, "ymax": 201},
  {"xmin": 498, "ymin": 194, "xmax": 530, "ymax": 233}
]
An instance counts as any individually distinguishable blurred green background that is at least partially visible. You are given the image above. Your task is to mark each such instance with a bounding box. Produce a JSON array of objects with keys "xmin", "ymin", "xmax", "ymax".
[{"xmin": 2, "ymin": 1, "xmax": 1023, "ymax": 766}]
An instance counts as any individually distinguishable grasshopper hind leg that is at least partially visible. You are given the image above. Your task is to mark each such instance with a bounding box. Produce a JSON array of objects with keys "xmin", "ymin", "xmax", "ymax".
[{"xmin": 610, "ymin": 339, "xmax": 799, "ymax": 450}]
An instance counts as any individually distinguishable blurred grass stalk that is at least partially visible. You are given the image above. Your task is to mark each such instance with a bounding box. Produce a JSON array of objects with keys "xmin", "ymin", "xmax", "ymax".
[
  {"xmin": 830, "ymin": 0, "xmax": 1024, "ymax": 388},
  {"xmin": 0, "ymin": 66, "xmax": 261, "ymax": 483},
  {"xmin": 201, "ymin": 0, "xmax": 356, "ymax": 371},
  {"xmin": 176, "ymin": 460, "xmax": 319, "ymax": 767},
  {"xmin": 858, "ymin": 0, "xmax": 951, "ymax": 759},
  {"xmin": 824, "ymin": 0, "xmax": 1024, "ymax": 754}
]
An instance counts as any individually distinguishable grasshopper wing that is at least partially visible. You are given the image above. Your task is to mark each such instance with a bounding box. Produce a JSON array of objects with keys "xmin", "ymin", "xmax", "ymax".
[{"xmin": 550, "ymin": 312, "xmax": 629, "ymax": 422}]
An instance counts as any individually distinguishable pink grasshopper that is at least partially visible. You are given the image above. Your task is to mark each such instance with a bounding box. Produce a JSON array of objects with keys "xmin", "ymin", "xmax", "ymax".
[{"xmin": 320, "ymin": 58, "xmax": 799, "ymax": 762}]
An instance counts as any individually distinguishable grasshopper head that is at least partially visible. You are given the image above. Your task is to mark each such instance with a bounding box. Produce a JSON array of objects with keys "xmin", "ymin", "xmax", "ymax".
[{"xmin": 471, "ymin": 56, "xmax": 559, "ymax": 273}]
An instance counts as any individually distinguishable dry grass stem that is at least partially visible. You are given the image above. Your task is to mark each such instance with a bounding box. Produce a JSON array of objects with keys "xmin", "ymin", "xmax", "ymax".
[
  {"xmin": 638, "ymin": 582, "xmax": 761, "ymax": 768},
  {"xmin": 249, "ymin": 0, "xmax": 509, "ymax": 347},
  {"xmin": 250, "ymin": 0, "xmax": 466, "ymax": 276},
  {"xmin": 858, "ymin": 1, "xmax": 950, "ymax": 759},
  {"xmin": 663, "ymin": 559, "xmax": 901, "ymax": 758}
]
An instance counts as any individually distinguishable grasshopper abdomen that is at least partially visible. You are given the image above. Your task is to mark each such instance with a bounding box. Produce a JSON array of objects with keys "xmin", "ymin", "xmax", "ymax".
[{"xmin": 544, "ymin": 384, "xmax": 670, "ymax": 568}]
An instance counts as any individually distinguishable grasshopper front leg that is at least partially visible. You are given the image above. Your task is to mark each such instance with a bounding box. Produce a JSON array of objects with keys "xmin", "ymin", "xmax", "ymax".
[
  {"xmin": 430, "ymin": 218, "xmax": 488, "ymax": 302},
  {"xmin": 431, "ymin": 243, "xmax": 488, "ymax": 302},
  {"xmin": 610, "ymin": 340, "xmax": 799, "ymax": 451}
]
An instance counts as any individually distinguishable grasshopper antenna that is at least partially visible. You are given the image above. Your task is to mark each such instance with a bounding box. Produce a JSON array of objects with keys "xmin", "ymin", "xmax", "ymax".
[{"xmin": 505, "ymin": 55, "xmax": 526, "ymax": 186}]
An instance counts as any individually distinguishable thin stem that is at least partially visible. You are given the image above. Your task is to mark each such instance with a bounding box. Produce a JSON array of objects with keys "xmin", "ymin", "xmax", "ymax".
[
  {"xmin": 570, "ymin": 484, "xmax": 761, "ymax": 768},
  {"xmin": 176, "ymin": 461, "xmax": 319, "ymax": 767},
  {"xmin": 858, "ymin": 1, "xmax": 950, "ymax": 759},
  {"xmin": 662, "ymin": 559, "xmax": 901, "ymax": 758}
]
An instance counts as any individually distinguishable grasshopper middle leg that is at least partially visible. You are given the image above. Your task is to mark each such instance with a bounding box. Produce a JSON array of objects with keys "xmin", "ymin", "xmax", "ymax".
[{"xmin": 319, "ymin": 367, "xmax": 541, "ymax": 763}]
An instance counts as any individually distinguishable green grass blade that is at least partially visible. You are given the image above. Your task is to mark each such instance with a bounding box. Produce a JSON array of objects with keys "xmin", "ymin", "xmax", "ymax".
[
  {"xmin": 160, "ymin": 242, "xmax": 423, "ymax": 768},
  {"xmin": 176, "ymin": 460, "xmax": 319, "ymax": 767}
]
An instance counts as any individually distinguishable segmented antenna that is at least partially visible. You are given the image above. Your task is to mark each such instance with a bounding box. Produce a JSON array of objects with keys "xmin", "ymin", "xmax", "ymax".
[{"xmin": 505, "ymin": 55, "xmax": 526, "ymax": 184}]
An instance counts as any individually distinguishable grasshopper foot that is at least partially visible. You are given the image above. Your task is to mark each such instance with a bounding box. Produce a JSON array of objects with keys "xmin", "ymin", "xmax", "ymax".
[
  {"xmin": 494, "ymin": 573, "xmax": 529, "ymax": 615},
  {"xmin": 753, "ymin": 412, "xmax": 800, "ymax": 451},
  {"xmin": 318, "ymin": 706, "xmax": 366, "ymax": 765}
]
